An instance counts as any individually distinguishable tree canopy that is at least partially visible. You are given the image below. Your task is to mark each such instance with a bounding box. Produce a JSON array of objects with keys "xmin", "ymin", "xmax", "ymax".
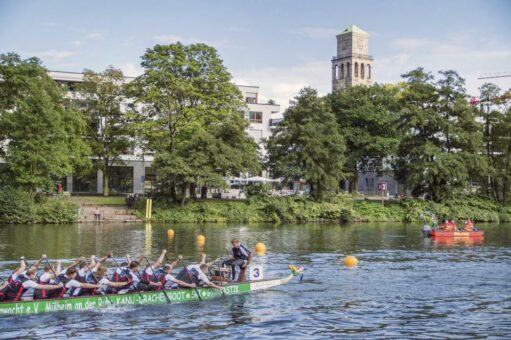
[
  {"xmin": 329, "ymin": 84, "xmax": 400, "ymax": 193},
  {"xmin": 394, "ymin": 68, "xmax": 485, "ymax": 201},
  {"xmin": 0, "ymin": 53, "xmax": 90, "ymax": 192},
  {"xmin": 127, "ymin": 43, "xmax": 259, "ymax": 204},
  {"xmin": 78, "ymin": 66, "xmax": 133, "ymax": 196},
  {"xmin": 266, "ymin": 87, "xmax": 346, "ymax": 201}
]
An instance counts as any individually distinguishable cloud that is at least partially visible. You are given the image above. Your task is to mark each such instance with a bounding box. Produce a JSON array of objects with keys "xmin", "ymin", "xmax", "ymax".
[
  {"xmin": 70, "ymin": 40, "xmax": 82, "ymax": 47},
  {"xmin": 119, "ymin": 62, "xmax": 143, "ymax": 77},
  {"xmin": 377, "ymin": 35, "xmax": 511, "ymax": 95},
  {"xmin": 292, "ymin": 27, "xmax": 340, "ymax": 40},
  {"xmin": 233, "ymin": 60, "xmax": 330, "ymax": 111},
  {"xmin": 84, "ymin": 31, "xmax": 107, "ymax": 41},
  {"xmin": 31, "ymin": 50, "xmax": 79, "ymax": 62},
  {"xmin": 154, "ymin": 34, "xmax": 233, "ymax": 48},
  {"xmin": 154, "ymin": 34, "xmax": 184, "ymax": 44}
]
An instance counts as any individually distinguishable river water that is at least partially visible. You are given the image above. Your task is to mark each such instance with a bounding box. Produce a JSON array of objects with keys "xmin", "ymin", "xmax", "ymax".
[{"xmin": 0, "ymin": 222, "xmax": 510, "ymax": 339}]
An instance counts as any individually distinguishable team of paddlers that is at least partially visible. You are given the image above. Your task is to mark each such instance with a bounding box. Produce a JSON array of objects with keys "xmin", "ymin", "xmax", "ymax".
[
  {"xmin": 0, "ymin": 238, "xmax": 252, "ymax": 303},
  {"xmin": 438, "ymin": 219, "xmax": 475, "ymax": 232}
]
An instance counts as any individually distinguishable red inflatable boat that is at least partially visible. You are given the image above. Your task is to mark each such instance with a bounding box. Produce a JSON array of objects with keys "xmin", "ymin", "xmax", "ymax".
[{"xmin": 430, "ymin": 230, "xmax": 484, "ymax": 238}]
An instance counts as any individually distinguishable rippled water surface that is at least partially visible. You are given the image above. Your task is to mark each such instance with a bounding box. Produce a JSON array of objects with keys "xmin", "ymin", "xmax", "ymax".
[{"xmin": 1, "ymin": 222, "xmax": 510, "ymax": 339}]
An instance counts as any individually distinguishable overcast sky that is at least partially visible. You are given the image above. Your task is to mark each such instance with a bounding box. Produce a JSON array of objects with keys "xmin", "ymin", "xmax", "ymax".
[{"xmin": 1, "ymin": 0, "xmax": 510, "ymax": 108}]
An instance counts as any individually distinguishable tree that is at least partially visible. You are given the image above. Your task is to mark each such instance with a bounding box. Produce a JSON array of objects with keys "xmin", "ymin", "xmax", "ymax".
[
  {"xmin": 493, "ymin": 104, "xmax": 511, "ymax": 203},
  {"xmin": 266, "ymin": 87, "xmax": 345, "ymax": 201},
  {"xmin": 394, "ymin": 68, "xmax": 484, "ymax": 201},
  {"xmin": 329, "ymin": 84, "xmax": 399, "ymax": 193},
  {"xmin": 127, "ymin": 43, "xmax": 259, "ymax": 205},
  {"xmin": 0, "ymin": 53, "xmax": 90, "ymax": 192},
  {"xmin": 477, "ymin": 84, "xmax": 511, "ymax": 203},
  {"xmin": 78, "ymin": 67, "xmax": 133, "ymax": 196}
]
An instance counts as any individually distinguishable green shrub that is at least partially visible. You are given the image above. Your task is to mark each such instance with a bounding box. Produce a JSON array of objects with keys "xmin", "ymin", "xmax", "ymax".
[{"xmin": 0, "ymin": 187, "xmax": 78, "ymax": 224}]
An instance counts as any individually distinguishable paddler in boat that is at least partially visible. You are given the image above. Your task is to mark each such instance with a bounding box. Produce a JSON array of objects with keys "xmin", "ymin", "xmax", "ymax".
[
  {"xmin": 463, "ymin": 218, "xmax": 475, "ymax": 231},
  {"xmin": 176, "ymin": 254, "xmax": 225, "ymax": 292},
  {"xmin": 33, "ymin": 258, "xmax": 62, "ymax": 299},
  {"xmin": 57, "ymin": 267, "xmax": 102, "ymax": 297},
  {"xmin": 224, "ymin": 238, "xmax": 252, "ymax": 282},
  {"xmin": 161, "ymin": 263, "xmax": 197, "ymax": 289},
  {"xmin": 95, "ymin": 265, "xmax": 130, "ymax": 294},
  {"xmin": 0, "ymin": 268, "xmax": 64, "ymax": 302},
  {"xmin": 126, "ymin": 261, "xmax": 162, "ymax": 291},
  {"xmin": 8, "ymin": 254, "xmax": 45, "ymax": 285},
  {"xmin": 142, "ymin": 249, "xmax": 167, "ymax": 282}
]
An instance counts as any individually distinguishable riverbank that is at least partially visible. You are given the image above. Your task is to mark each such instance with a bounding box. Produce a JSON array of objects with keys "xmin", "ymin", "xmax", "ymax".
[
  {"xmin": 137, "ymin": 195, "xmax": 511, "ymax": 224},
  {"xmin": 2, "ymin": 190, "xmax": 510, "ymax": 225}
]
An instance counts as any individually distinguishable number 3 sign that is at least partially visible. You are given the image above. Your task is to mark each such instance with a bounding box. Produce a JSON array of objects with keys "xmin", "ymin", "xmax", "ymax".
[{"xmin": 249, "ymin": 265, "xmax": 264, "ymax": 280}]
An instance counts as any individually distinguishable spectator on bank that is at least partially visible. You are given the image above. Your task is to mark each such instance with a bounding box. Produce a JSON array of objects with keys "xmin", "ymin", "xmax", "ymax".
[{"xmin": 94, "ymin": 207, "xmax": 101, "ymax": 221}]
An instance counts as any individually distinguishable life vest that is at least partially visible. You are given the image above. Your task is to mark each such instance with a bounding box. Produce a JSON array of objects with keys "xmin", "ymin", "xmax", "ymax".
[
  {"xmin": 232, "ymin": 244, "xmax": 251, "ymax": 260},
  {"xmin": 57, "ymin": 274, "xmax": 75, "ymax": 298},
  {"xmin": 464, "ymin": 221, "xmax": 474, "ymax": 231},
  {"xmin": 4, "ymin": 274, "xmax": 30, "ymax": 301},
  {"xmin": 33, "ymin": 273, "xmax": 52, "ymax": 299},
  {"xmin": 114, "ymin": 268, "xmax": 129, "ymax": 282}
]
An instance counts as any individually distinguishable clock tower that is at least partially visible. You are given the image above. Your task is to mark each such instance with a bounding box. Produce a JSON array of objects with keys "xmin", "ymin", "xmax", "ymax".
[{"xmin": 332, "ymin": 25, "xmax": 373, "ymax": 91}]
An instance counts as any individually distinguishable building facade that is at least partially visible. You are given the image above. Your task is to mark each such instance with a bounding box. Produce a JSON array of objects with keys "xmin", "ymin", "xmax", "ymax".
[
  {"xmin": 48, "ymin": 71, "xmax": 280, "ymax": 194},
  {"xmin": 332, "ymin": 25, "xmax": 373, "ymax": 92}
]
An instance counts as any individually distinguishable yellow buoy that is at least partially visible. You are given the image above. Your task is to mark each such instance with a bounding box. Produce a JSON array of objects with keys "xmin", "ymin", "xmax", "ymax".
[
  {"xmin": 167, "ymin": 229, "xmax": 175, "ymax": 238},
  {"xmin": 255, "ymin": 242, "xmax": 266, "ymax": 254},
  {"xmin": 344, "ymin": 255, "xmax": 358, "ymax": 268},
  {"xmin": 196, "ymin": 234, "xmax": 206, "ymax": 244}
]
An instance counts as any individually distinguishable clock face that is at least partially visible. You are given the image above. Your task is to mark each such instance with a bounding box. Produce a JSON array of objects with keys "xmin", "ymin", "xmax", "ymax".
[
  {"xmin": 341, "ymin": 40, "xmax": 349, "ymax": 50},
  {"xmin": 357, "ymin": 39, "xmax": 365, "ymax": 50}
]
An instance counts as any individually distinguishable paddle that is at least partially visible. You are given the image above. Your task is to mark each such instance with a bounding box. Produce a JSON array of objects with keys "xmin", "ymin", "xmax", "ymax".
[
  {"xmin": 81, "ymin": 260, "xmax": 113, "ymax": 304},
  {"xmin": 109, "ymin": 255, "xmax": 144, "ymax": 298},
  {"xmin": 143, "ymin": 256, "xmax": 171, "ymax": 304}
]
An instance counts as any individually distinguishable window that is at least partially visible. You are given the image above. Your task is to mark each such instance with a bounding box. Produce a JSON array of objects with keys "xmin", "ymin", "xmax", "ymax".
[
  {"xmin": 335, "ymin": 65, "xmax": 339, "ymax": 80},
  {"xmin": 354, "ymin": 62, "xmax": 359, "ymax": 77},
  {"xmin": 340, "ymin": 64, "xmax": 344, "ymax": 79},
  {"xmin": 249, "ymin": 111, "xmax": 263, "ymax": 123},
  {"xmin": 361, "ymin": 63, "xmax": 365, "ymax": 79},
  {"xmin": 246, "ymin": 97, "xmax": 257, "ymax": 104},
  {"xmin": 368, "ymin": 64, "xmax": 371, "ymax": 79},
  {"xmin": 347, "ymin": 62, "xmax": 351, "ymax": 78}
]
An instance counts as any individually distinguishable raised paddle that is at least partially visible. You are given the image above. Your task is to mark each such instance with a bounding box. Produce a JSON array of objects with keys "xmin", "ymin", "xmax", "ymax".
[
  {"xmin": 81, "ymin": 260, "xmax": 113, "ymax": 304},
  {"xmin": 143, "ymin": 256, "xmax": 171, "ymax": 304},
  {"xmin": 109, "ymin": 256, "xmax": 144, "ymax": 298}
]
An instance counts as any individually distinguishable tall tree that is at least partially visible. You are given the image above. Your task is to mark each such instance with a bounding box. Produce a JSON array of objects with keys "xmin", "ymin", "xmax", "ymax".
[
  {"xmin": 127, "ymin": 43, "xmax": 259, "ymax": 205},
  {"xmin": 0, "ymin": 53, "xmax": 90, "ymax": 192},
  {"xmin": 266, "ymin": 87, "xmax": 346, "ymax": 201},
  {"xmin": 329, "ymin": 84, "xmax": 399, "ymax": 193},
  {"xmin": 78, "ymin": 67, "xmax": 133, "ymax": 196},
  {"xmin": 394, "ymin": 68, "xmax": 484, "ymax": 201}
]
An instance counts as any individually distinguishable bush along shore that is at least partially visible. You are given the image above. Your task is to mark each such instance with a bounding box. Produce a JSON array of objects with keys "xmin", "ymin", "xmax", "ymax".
[
  {"xmin": 137, "ymin": 194, "xmax": 511, "ymax": 224},
  {"xmin": 0, "ymin": 188, "xmax": 78, "ymax": 224}
]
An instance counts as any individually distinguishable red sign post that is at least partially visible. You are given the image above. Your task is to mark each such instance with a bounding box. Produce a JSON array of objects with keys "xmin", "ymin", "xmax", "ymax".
[{"xmin": 377, "ymin": 182, "xmax": 387, "ymax": 206}]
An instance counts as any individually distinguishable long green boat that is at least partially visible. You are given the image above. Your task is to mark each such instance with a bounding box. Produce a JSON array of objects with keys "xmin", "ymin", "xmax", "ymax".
[{"xmin": 0, "ymin": 269, "xmax": 301, "ymax": 316}]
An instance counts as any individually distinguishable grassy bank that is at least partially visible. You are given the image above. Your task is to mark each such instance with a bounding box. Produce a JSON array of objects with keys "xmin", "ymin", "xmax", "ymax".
[
  {"xmin": 0, "ymin": 188, "xmax": 79, "ymax": 224},
  {"xmin": 139, "ymin": 194, "xmax": 511, "ymax": 224}
]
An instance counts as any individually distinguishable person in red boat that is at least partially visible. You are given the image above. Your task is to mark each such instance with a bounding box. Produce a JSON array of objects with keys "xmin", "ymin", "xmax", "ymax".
[
  {"xmin": 464, "ymin": 218, "xmax": 474, "ymax": 231},
  {"xmin": 440, "ymin": 219, "xmax": 457, "ymax": 231}
]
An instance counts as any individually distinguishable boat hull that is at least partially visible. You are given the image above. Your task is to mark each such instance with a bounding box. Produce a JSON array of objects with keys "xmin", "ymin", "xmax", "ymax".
[
  {"xmin": 0, "ymin": 272, "xmax": 295, "ymax": 316},
  {"xmin": 430, "ymin": 230, "xmax": 484, "ymax": 238}
]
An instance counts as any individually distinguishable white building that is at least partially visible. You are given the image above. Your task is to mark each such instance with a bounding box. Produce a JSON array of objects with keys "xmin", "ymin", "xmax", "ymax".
[{"xmin": 47, "ymin": 71, "xmax": 280, "ymax": 194}]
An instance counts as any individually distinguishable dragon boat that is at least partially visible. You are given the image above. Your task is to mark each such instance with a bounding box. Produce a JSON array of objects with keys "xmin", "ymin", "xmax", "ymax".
[{"xmin": 0, "ymin": 267, "xmax": 303, "ymax": 316}]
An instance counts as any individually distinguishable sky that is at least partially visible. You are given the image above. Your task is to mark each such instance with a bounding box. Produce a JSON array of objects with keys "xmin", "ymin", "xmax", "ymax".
[{"xmin": 1, "ymin": 0, "xmax": 510, "ymax": 108}]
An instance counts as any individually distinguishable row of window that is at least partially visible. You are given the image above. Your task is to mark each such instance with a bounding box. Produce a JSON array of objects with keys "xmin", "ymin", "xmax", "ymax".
[{"xmin": 334, "ymin": 62, "xmax": 371, "ymax": 80}]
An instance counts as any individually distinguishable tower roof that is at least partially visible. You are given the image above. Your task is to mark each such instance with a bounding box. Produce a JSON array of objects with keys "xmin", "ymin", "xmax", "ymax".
[{"xmin": 339, "ymin": 24, "xmax": 368, "ymax": 35}]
